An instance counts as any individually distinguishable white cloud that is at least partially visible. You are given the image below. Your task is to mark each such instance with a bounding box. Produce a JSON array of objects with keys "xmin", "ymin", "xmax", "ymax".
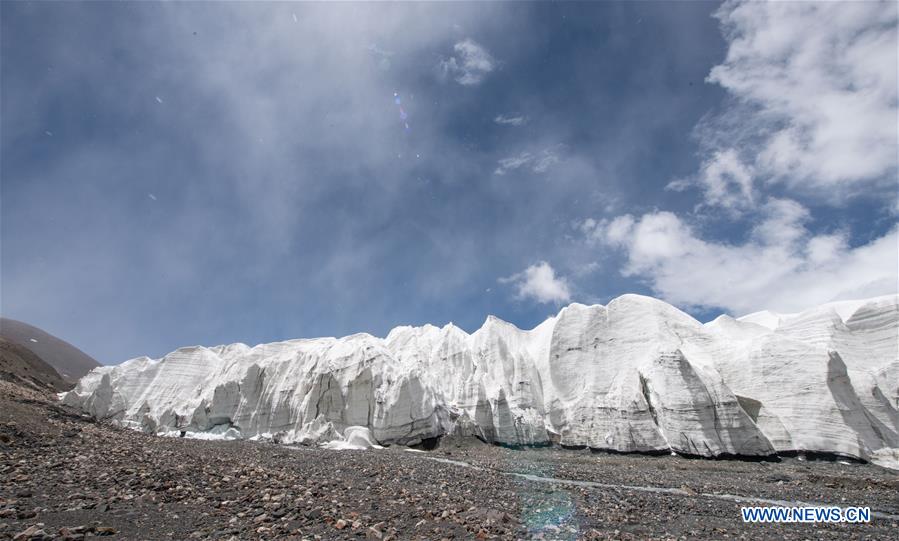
[
  {"xmin": 607, "ymin": 1, "xmax": 899, "ymax": 316},
  {"xmin": 579, "ymin": 214, "xmax": 635, "ymax": 246},
  {"xmin": 494, "ymin": 113, "xmax": 528, "ymax": 126},
  {"xmin": 494, "ymin": 146, "xmax": 562, "ymax": 175},
  {"xmin": 500, "ymin": 261, "xmax": 571, "ymax": 304},
  {"xmin": 589, "ymin": 198, "xmax": 898, "ymax": 314},
  {"xmin": 439, "ymin": 38, "xmax": 495, "ymax": 86},
  {"xmin": 668, "ymin": 149, "xmax": 755, "ymax": 211},
  {"xmin": 681, "ymin": 1, "xmax": 897, "ymax": 208}
]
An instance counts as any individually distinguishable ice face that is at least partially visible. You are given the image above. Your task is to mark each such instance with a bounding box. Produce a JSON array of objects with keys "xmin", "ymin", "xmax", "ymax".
[{"xmin": 62, "ymin": 294, "xmax": 899, "ymax": 469}]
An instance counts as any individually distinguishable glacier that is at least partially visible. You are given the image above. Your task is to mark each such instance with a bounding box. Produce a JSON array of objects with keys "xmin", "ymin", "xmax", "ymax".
[{"xmin": 61, "ymin": 294, "xmax": 899, "ymax": 469}]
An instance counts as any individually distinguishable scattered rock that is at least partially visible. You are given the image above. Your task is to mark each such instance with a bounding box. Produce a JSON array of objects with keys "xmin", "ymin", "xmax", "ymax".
[
  {"xmin": 1, "ymin": 379, "xmax": 898, "ymax": 541},
  {"xmin": 12, "ymin": 525, "xmax": 39, "ymax": 541}
]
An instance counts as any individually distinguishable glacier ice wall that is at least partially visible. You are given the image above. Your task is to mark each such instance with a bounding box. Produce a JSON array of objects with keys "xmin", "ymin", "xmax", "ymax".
[{"xmin": 62, "ymin": 294, "xmax": 899, "ymax": 468}]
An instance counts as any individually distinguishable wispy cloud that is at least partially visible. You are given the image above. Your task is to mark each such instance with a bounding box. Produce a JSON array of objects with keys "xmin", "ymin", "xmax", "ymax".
[
  {"xmin": 494, "ymin": 146, "xmax": 562, "ymax": 175},
  {"xmin": 499, "ymin": 261, "xmax": 571, "ymax": 304},
  {"xmin": 366, "ymin": 43, "xmax": 394, "ymax": 71},
  {"xmin": 532, "ymin": 151, "xmax": 560, "ymax": 174},
  {"xmin": 571, "ymin": 261, "xmax": 600, "ymax": 277},
  {"xmin": 494, "ymin": 152, "xmax": 532, "ymax": 175},
  {"xmin": 494, "ymin": 113, "xmax": 528, "ymax": 126},
  {"xmin": 438, "ymin": 38, "xmax": 496, "ymax": 86},
  {"xmin": 0, "ymin": 2, "xmax": 504, "ymax": 362}
]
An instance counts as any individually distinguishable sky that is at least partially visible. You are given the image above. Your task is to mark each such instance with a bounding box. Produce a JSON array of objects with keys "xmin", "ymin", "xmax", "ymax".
[{"xmin": 2, "ymin": 1, "xmax": 897, "ymax": 364}]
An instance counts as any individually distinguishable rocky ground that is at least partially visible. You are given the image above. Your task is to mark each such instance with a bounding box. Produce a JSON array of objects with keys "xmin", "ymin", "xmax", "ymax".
[{"xmin": 1, "ymin": 381, "xmax": 897, "ymax": 541}]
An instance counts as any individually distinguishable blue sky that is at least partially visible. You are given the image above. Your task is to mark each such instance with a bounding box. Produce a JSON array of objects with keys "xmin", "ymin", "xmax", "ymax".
[{"xmin": 2, "ymin": 1, "xmax": 896, "ymax": 364}]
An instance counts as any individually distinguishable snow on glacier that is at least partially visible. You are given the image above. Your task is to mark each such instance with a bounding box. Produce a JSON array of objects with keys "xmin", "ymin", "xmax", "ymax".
[
  {"xmin": 62, "ymin": 294, "xmax": 899, "ymax": 468},
  {"xmin": 322, "ymin": 426, "xmax": 384, "ymax": 450}
]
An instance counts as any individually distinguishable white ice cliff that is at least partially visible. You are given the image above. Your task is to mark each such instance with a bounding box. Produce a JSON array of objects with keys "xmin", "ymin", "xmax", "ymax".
[{"xmin": 62, "ymin": 294, "xmax": 899, "ymax": 468}]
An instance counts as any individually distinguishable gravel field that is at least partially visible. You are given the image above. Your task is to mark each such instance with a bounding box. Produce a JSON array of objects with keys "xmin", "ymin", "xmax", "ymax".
[{"xmin": 1, "ymin": 381, "xmax": 896, "ymax": 540}]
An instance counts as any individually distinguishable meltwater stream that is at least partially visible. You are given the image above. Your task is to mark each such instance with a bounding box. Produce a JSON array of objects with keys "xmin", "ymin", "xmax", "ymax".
[{"xmin": 419, "ymin": 456, "xmax": 899, "ymax": 521}]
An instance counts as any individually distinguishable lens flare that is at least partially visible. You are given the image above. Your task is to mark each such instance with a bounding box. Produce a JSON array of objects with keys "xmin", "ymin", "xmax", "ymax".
[{"xmin": 394, "ymin": 92, "xmax": 410, "ymax": 131}]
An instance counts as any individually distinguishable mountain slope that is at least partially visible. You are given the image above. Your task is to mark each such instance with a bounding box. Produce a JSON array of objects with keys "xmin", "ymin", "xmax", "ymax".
[
  {"xmin": 61, "ymin": 294, "xmax": 899, "ymax": 468},
  {"xmin": 0, "ymin": 337, "xmax": 72, "ymax": 392},
  {"xmin": 0, "ymin": 318, "xmax": 101, "ymax": 381}
]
